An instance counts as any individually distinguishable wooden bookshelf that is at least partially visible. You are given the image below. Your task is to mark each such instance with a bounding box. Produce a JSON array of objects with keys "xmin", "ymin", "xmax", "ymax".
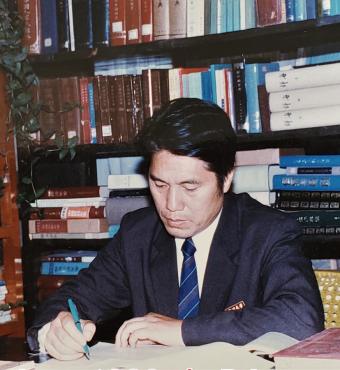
[{"xmin": 0, "ymin": 71, "xmax": 25, "ymax": 338}]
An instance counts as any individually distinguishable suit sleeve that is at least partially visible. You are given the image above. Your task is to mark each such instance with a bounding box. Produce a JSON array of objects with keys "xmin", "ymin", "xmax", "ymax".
[
  {"xmin": 181, "ymin": 218, "xmax": 324, "ymax": 345},
  {"xmin": 27, "ymin": 230, "xmax": 131, "ymax": 351}
]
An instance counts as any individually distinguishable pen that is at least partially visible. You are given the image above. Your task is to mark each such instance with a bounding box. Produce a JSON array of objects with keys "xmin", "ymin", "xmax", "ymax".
[{"xmin": 67, "ymin": 298, "xmax": 91, "ymax": 360}]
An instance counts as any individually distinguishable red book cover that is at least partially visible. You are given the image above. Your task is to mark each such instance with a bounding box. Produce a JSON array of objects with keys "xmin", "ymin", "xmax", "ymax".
[
  {"xmin": 123, "ymin": 75, "xmax": 135, "ymax": 143},
  {"xmin": 114, "ymin": 75, "xmax": 130, "ymax": 143},
  {"xmin": 17, "ymin": 0, "xmax": 42, "ymax": 54},
  {"xmin": 93, "ymin": 76, "xmax": 103, "ymax": 144},
  {"xmin": 59, "ymin": 76, "xmax": 82, "ymax": 145},
  {"xmin": 78, "ymin": 77, "xmax": 91, "ymax": 144},
  {"xmin": 30, "ymin": 206, "xmax": 106, "ymax": 220},
  {"xmin": 131, "ymin": 75, "xmax": 144, "ymax": 136},
  {"xmin": 141, "ymin": 0, "xmax": 153, "ymax": 43},
  {"xmin": 29, "ymin": 218, "xmax": 109, "ymax": 233},
  {"xmin": 97, "ymin": 76, "xmax": 114, "ymax": 144},
  {"xmin": 126, "ymin": 0, "xmax": 142, "ymax": 44},
  {"xmin": 255, "ymin": 0, "xmax": 283, "ymax": 27},
  {"xmin": 109, "ymin": 0, "xmax": 127, "ymax": 46},
  {"xmin": 41, "ymin": 186, "xmax": 105, "ymax": 199}
]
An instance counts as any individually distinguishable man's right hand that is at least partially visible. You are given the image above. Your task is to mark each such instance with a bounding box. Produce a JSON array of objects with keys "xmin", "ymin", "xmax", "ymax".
[{"xmin": 44, "ymin": 311, "xmax": 96, "ymax": 360}]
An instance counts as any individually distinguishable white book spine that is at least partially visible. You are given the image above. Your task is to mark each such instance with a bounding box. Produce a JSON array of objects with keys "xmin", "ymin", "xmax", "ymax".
[
  {"xmin": 232, "ymin": 165, "xmax": 286, "ymax": 193},
  {"xmin": 239, "ymin": 0, "xmax": 246, "ymax": 30},
  {"xmin": 68, "ymin": 0, "xmax": 75, "ymax": 51},
  {"xmin": 107, "ymin": 174, "xmax": 148, "ymax": 190},
  {"xmin": 168, "ymin": 68, "xmax": 181, "ymax": 100},
  {"xmin": 265, "ymin": 62, "xmax": 340, "ymax": 93},
  {"xmin": 269, "ymin": 84, "xmax": 340, "ymax": 113},
  {"xmin": 186, "ymin": 0, "xmax": 205, "ymax": 37},
  {"xmin": 270, "ymin": 105, "xmax": 340, "ymax": 131},
  {"xmin": 29, "ymin": 232, "xmax": 110, "ymax": 240},
  {"xmin": 215, "ymin": 69, "xmax": 227, "ymax": 112}
]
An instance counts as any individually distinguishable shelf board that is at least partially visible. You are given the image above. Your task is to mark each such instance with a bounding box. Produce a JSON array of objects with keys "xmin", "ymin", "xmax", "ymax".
[
  {"xmin": 0, "ymin": 320, "xmax": 20, "ymax": 336},
  {"xmin": 29, "ymin": 17, "xmax": 340, "ymax": 68}
]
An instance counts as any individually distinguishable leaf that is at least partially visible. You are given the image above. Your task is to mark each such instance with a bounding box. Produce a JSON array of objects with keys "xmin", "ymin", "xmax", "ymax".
[{"xmin": 35, "ymin": 187, "xmax": 46, "ymax": 199}]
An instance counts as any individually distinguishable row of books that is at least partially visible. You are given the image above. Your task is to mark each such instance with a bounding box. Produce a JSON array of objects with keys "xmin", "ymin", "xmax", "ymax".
[
  {"xmin": 18, "ymin": 0, "xmax": 321, "ymax": 56},
  {"xmin": 265, "ymin": 62, "xmax": 340, "ymax": 131}
]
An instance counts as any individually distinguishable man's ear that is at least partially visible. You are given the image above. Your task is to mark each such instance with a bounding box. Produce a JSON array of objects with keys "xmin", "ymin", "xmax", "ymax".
[{"xmin": 223, "ymin": 169, "xmax": 234, "ymax": 193}]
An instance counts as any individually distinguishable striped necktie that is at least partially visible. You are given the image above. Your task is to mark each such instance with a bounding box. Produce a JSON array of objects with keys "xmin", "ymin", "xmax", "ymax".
[{"xmin": 178, "ymin": 238, "xmax": 200, "ymax": 320}]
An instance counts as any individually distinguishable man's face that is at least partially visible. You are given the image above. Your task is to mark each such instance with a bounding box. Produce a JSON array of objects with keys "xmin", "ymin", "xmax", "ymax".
[{"xmin": 149, "ymin": 150, "xmax": 233, "ymax": 238}]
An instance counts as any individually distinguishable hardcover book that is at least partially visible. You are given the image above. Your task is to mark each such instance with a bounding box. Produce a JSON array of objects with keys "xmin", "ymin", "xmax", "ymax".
[
  {"xmin": 255, "ymin": 0, "xmax": 283, "ymax": 27},
  {"xmin": 153, "ymin": 0, "xmax": 170, "ymax": 40},
  {"xmin": 40, "ymin": 0, "xmax": 59, "ymax": 54},
  {"xmin": 41, "ymin": 186, "xmax": 109, "ymax": 199},
  {"xmin": 141, "ymin": 0, "xmax": 153, "ymax": 43},
  {"xmin": 72, "ymin": 0, "xmax": 93, "ymax": 49},
  {"xmin": 29, "ymin": 206, "xmax": 106, "ymax": 220},
  {"xmin": 109, "ymin": 0, "xmax": 127, "ymax": 45},
  {"xmin": 126, "ymin": 0, "xmax": 142, "ymax": 44},
  {"xmin": 92, "ymin": 0, "xmax": 110, "ymax": 46}
]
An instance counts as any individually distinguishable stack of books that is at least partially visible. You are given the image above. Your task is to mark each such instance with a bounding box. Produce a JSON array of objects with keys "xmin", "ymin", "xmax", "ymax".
[
  {"xmin": 265, "ymin": 62, "xmax": 340, "ymax": 131},
  {"xmin": 29, "ymin": 186, "xmax": 110, "ymax": 239},
  {"xmin": 0, "ymin": 280, "xmax": 11, "ymax": 324},
  {"xmin": 272, "ymin": 155, "xmax": 340, "ymax": 236}
]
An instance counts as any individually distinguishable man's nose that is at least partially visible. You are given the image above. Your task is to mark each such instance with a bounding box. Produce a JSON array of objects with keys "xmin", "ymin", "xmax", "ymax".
[{"xmin": 166, "ymin": 187, "xmax": 184, "ymax": 211}]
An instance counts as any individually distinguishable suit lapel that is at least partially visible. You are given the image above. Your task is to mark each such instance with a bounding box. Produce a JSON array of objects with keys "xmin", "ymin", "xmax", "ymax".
[
  {"xmin": 199, "ymin": 193, "xmax": 240, "ymax": 314},
  {"xmin": 150, "ymin": 224, "xmax": 179, "ymax": 317}
]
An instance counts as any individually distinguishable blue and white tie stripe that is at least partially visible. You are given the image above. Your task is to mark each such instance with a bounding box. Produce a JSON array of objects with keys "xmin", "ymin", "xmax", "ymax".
[{"xmin": 178, "ymin": 238, "xmax": 200, "ymax": 320}]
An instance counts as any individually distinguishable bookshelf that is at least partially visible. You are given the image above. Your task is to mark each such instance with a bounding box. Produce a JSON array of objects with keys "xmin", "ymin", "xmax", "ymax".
[
  {"xmin": 0, "ymin": 71, "xmax": 25, "ymax": 338},
  {"xmin": 20, "ymin": 11, "xmax": 340, "ymax": 328}
]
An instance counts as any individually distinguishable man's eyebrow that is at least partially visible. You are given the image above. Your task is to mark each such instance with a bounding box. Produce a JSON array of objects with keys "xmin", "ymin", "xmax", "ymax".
[{"xmin": 149, "ymin": 173, "xmax": 199, "ymax": 185}]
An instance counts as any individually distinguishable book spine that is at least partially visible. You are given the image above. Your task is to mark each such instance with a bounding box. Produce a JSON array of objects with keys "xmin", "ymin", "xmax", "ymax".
[
  {"xmin": 68, "ymin": 0, "xmax": 76, "ymax": 51},
  {"xmin": 290, "ymin": 210, "xmax": 340, "ymax": 226},
  {"xmin": 306, "ymin": 0, "xmax": 317, "ymax": 18},
  {"xmin": 107, "ymin": 174, "xmax": 148, "ymax": 190},
  {"xmin": 255, "ymin": 0, "xmax": 283, "ymax": 26},
  {"xmin": 187, "ymin": 0, "xmax": 205, "ymax": 37},
  {"xmin": 257, "ymin": 85, "xmax": 271, "ymax": 133},
  {"xmin": 280, "ymin": 155, "xmax": 340, "ymax": 168},
  {"xmin": 210, "ymin": 0, "xmax": 217, "ymax": 34},
  {"xmin": 59, "ymin": 76, "xmax": 82, "ymax": 144},
  {"xmin": 232, "ymin": 62, "xmax": 248, "ymax": 133},
  {"xmin": 270, "ymin": 105, "xmax": 340, "ymax": 131},
  {"xmin": 30, "ymin": 218, "xmax": 108, "ymax": 233},
  {"xmin": 141, "ymin": 0, "xmax": 153, "ymax": 43},
  {"xmin": 126, "ymin": 0, "xmax": 142, "ymax": 44},
  {"xmin": 29, "ymin": 219, "xmax": 68, "ymax": 233},
  {"xmin": 113, "ymin": 76, "xmax": 129, "ymax": 143},
  {"xmin": 169, "ymin": 0, "xmax": 187, "ymax": 38},
  {"xmin": 56, "ymin": 0, "xmax": 70, "ymax": 50},
  {"xmin": 30, "ymin": 206, "xmax": 106, "ymax": 219},
  {"xmin": 42, "ymin": 186, "xmax": 101, "ymax": 198},
  {"xmin": 265, "ymin": 62, "xmax": 340, "ymax": 93},
  {"xmin": 109, "ymin": 0, "xmax": 127, "ymax": 45},
  {"xmin": 286, "ymin": 167, "xmax": 340, "ymax": 175},
  {"xmin": 93, "ymin": 76, "xmax": 104, "ymax": 144},
  {"xmin": 40, "ymin": 261, "xmax": 90, "ymax": 275},
  {"xmin": 153, "ymin": 0, "xmax": 170, "ymax": 40},
  {"xmin": 244, "ymin": 0, "xmax": 256, "ymax": 28},
  {"xmin": 131, "ymin": 75, "xmax": 144, "ymax": 137},
  {"xmin": 40, "ymin": 256, "xmax": 95, "ymax": 262},
  {"xmin": 92, "ymin": 0, "xmax": 110, "ymax": 46},
  {"xmin": 269, "ymin": 84, "xmax": 340, "ymax": 113},
  {"xmin": 123, "ymin": 75, "xmax": 135, "ymax": 142},
  {"xmin": 17, "ymin": 0, "xmax": 42, "ymax": 54},
  {"xmin": 273, "ymin": 174, "xmax": 340, "ymax": 191},
  {"xmin": 79, "ymin": 77, "xmax": 92, "ymax": 144},
  {"xmin": 87, "ymin": 79, "xmax": 98, "ymax": 144},
  {"xmin": 107, "ymin": 76, "xmax": 118, "ymax": 143},
  {"xmin": 72, "ymin": 0, "xmax": 93, "ymax": 49},
  {"xmin": 294, "ymin": 0, "xmax": 307, "ymax": 21},
  {"xmin": 40, "ymin": 0, "xmax": 59, "ymax": 54},
  {"xmin": 245, "ymin": 63, "xmax": 261, "ymax": 133},
  {"xmin": 98, "ymin": 76, "xmax": 114, "ymax": 144},
  {"xmin": 204, "ymin": 0, "xmax": 212, "ymax": 34}
]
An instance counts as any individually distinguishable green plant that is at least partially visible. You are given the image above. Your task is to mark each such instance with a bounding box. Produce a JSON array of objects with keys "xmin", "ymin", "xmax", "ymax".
[{"xmin": 0, "ymin": 0, "xmax": 77, "ymax": 203}]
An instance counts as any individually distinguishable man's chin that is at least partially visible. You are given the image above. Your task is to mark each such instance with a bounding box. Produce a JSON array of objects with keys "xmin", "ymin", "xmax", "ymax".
[{"xmin": 164, "ymin": 224, "xmax": 192, "ymax": 239}]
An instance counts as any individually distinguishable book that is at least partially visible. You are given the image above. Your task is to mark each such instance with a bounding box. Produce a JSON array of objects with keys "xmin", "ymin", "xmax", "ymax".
[
  {"xmin": 235, "ymin": 147, "xmax": 304, "ymax": 166},
  {"xmin": 29, "ymin": 218, "xmax": 109, "ymax": 234},
  {"xmin": 265, "ymin": 62, "xmax": 340, "ymax": 93},
  {"xmin": 29, "ymin": 231, "xmax": 111, "ymax": 239},
  {"xmin": 153, "ymin": 0, "xmax": 170, "ymax": 40},
  {"xmin": 56, "ymin": 0, "xmax": 71, "ymax": 51},
  {"xmin": 269, "ymin": 84, "xmax": 340, "ymax": 113},
  {"xmin": 273, "ymin": 174, "xmax": 340, "ymax": 191},
  {"xmin": 107, "ymin": 174, "xmax": 148, "ymax": 190},
  {"xmin": 187, "ymin": 0, "xmax": 205, "ymax": 37},
  {"xmin": 92, "ymin": 0, "xmax": 110, "ymax": 47},
  {"xmin": 274, "ymin": 328, "xmax": 340, "ymax": 370},
  {"xmin": 18, "ymin": 0, "xmax": 42, "ymax": 54},
  {"xmin": 109, "ymin": 0, "xmax": 127, "ymax": 45},
  {"xmin": 78, "ymin": 77, "xmax": 92, "ymax": 144},
  {"xmin": 286, "ymin": 209, "xmax": 340, "ymax": 227},
  {"xmin": 286, "ymin": 166, "xmax": 340, "ymax": 175},
  {"xmin": 40, "ymin": 250, "xmax": 97, "ymax": 262},
  {"xmin": 30, "ymin": 197, "xmax": 107, "ymax": 208},
  {"xmin": 72, "ymin": 0, "xmax": 93, "ymax": 49},
  {"xmin": 40, "ymin": 0, "xmax": 59, "ymax": 54},
  {"xmin": 40, "ymin": 261, "xmax": 90, "ymax": 275},
  {"xmin": 255, "ymin": 0, "xmax": 283, "ymax": 26},
  {"xmin": 232, "ymin": 164, "xmax": 286, "ymax": 193},
  {"xmin": 169, "ymin": 0, "xmax": 187, "ymax": 38},
  {"xmin": 141, "ymin": 0, "xmax": 153, "ymax": 43},
  {"xmin": 126, "ymin": 0, "xmax": 141, "ymax": 44},
  {"xmin": 41, "ymin": 186, "xmax": 109, "ymax": 199},
  {"xmin": 280, "ymin": 155, "xmax": 340, "ymax": 168},
  {"xmin": 29, "ymin": 206, "xmax": 106, "ymax": 219},
  {"xmin": 270, "ymin": 105, "xmax": 340, "ymax": 131}
]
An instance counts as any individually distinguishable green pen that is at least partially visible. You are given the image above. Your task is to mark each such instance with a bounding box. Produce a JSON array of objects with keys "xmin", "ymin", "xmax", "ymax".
[{"xmin": 67, "ymin": 298, "xmax": 91, "ymax": 360}]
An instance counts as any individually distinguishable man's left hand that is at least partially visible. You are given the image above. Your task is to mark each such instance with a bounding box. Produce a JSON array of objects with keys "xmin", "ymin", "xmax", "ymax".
[{"xmin": 115, "ymin": 312, "xmax": 184, "ymax": 347}]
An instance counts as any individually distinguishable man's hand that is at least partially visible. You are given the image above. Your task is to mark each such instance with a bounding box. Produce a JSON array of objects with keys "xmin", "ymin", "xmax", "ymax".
[
  {"xmin": 115, "ymin": 312, "xmax": 184, "ymax": 348},
  {"xmin": 45, "ymin": 311, "xmax": 96, "ymax": 360}
]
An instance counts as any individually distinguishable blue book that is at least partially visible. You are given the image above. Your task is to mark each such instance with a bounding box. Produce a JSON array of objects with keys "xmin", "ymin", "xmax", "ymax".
[
  {"xmin": 285, "ymin": 0, "xmax": 295, "ymax": 22},
  {"xmin": 245, "ymin": 63, "xmax": 261, "ymax": 133},
  {"xmin": 109, "ymin": 224, "xmax": 120, "ymax": 237},
  {"xmin": 188, "ymin": 72, "xmax": 203, "ymax": 99},
  {"xmin": 56, "ymin": 0, "xmax": 71, "ymax": 51},
  {"xmin": 294, "ymin": 0, "xmax": 307, "ymax": 21},
  {"xmin": 217, "ymin": 0, "xmax": 227, "ymax": 33},
  {"xmin": 42, "ymin": 250, "xmax": 97, "ymax": 262},
  {"xmin": 209, "ymin": 63, "xmax": 231, "ymax": 104},
  {"xmin": 233, "ymin": 0, "xmax": 240, "ymax": 31},
  {"xmin": 41, "ymin": 0, "xmax": 59, "ymax": 54},
  {"xmin": 309, "ymin": 51, "xmax": 340, "ymax": 64},
  {"xmin": 306, "ymin": 0, "xmax": 317, "ymax": 18},
  {"xmin": 226, "ymin": 0, "xmax": 233, "ymax": 32},
  {"xmin": 273, "ymin": 174, "xmax": 340, "ymax": 191},
  {"xmin": 73, "ymin": 0, "xmax": 93, "ymax": 49},
  {"xmin": 331, "ymin": 0, "xmax": 340, "ymax": 15},
  {"xmin": 210, "ymin": 0, "xmax": 218, "ymax": 34},
  {"xmin": 280, "ymin": 155, "xmax": 340, "ymax": 168},
  {"xmin": 88, "ymin": 81, "xmax": 97, "ymax": 144},
  {"xmin": 92, "ymin": 0, "xmax": 110, "ymax": 46},
  {"xmin": 40, "ymin": 261, "xmax": 90, "ymax": 275},
  {"xmin": 245, "ymin": 0, "xmax": 256, "ymax": 29},
  {"xmin": 201, "ymin": 71, "xmax": 213, "ymax": 102}
]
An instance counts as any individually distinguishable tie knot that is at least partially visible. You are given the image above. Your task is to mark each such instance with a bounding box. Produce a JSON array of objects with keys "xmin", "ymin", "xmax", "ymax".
[{"xmin": 182, "ymin": 238, "xmax": 196, "ymax": 257}]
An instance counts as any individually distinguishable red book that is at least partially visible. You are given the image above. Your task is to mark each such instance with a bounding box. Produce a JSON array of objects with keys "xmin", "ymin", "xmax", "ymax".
[
  {"xmin": 29, "ymin": 218, "xmax": 109, "ymax": 233},
  {"xmin": 131, "ymin": 75, "xmax": 144, "ymax": 136},
  {"xmin": 41, "ymin": 186, "xmax": 108, "ymax": 199},
  {"xmin": 274, "ymin": 328, "xmax": 340, "ymax": 370},
  {"xmin": 109, "ymin": 0, "xmax": 127, "ymax": 46},
  {"xmin": 17, "ymin": 0, "xmax": 42, "ymax": 54},
  {"xmin": 59, "ymin": 76, "xmax": 82, "ymax": 145},
  {"xmin": 97, "ymin": 76, "xmax": 114, "ymax": 144},
  {"xmin": 79, "ymin": 77, "xmax": 92, "ymax": 144},
  {"xmin": 114, "ymin": 75, "xmax": 130, "ymax": 143},
  {"xmin": 141, "ymin": 0, "xmax": 153, "ymax": 43},
  {"xmin": 92, "ymin": 75, "xmax": 103, "ymax": 144},
  {"xmin": 107, "ymin": 76, "xmax": 118, "ymax": 143},
  {"xmin": 126, "ymin": 0, "xmax": 142, "ymax": 44},
  {"xmin": 255, "ymin": 0, "xmax": 284, "ymax": 27},
  {"xmin": 30, "ymin": 206, "xmax": 106, "ymax": 220}
]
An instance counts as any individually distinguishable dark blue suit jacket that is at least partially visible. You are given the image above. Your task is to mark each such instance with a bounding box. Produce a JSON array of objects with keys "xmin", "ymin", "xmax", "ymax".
[{"xmin": 27, "ymin": 193, "xmax": 324, "ymax": 350}]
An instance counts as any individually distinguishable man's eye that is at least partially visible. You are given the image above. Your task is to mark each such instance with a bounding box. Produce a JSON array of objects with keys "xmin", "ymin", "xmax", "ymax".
[
  {"xmin": 155, "ymin": 182, "xmax": 166, "ymax": 188},
  {"xmin": 184, "ymin": 186, "xmax": 198, "ymax": 192}
]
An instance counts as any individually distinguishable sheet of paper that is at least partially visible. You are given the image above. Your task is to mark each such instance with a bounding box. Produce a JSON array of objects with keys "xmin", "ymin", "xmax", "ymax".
[{"xmin": 36, "ymin": 341, "xmax": 274, "ymax": 370}]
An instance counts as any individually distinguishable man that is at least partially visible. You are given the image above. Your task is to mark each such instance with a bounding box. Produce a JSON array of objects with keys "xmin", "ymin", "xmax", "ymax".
[{"xmin": 27, "ymin": 98, "xmax": 324, "ymax": 360}]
